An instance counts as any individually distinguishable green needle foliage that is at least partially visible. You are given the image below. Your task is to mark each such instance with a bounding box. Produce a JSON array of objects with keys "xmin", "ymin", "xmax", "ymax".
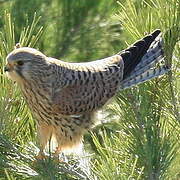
[
  {"xmin": 0, "ymin": 11, "xmax": 91, "ymax": 180},
  {"xmin": 0, "ymin": 0, "xmax": 179, "ymax": 179},
  {"xmin": 0, "ymin": 11, "xmax": 43, "ymax": 143},
  {"xmin": 91, "ymin": 0, "xmax": 180, "ymax": 180}
]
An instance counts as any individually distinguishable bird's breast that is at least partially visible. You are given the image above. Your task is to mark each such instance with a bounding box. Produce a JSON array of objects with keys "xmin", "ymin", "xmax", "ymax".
[{"xmin": 21, "ymin": 83, "xmax": 95, "ymax": 130}]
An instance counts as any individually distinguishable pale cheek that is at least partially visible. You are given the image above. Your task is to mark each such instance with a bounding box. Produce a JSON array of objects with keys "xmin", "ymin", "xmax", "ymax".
[{"xmin": 6, "ymin": 71, "xmax": 23, "ymax": 84}]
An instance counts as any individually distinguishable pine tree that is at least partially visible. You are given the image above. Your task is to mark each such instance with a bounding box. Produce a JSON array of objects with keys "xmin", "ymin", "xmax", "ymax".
[{"xmin": 0, "ymin": 0, "xmax": 179, "ymax": 179}]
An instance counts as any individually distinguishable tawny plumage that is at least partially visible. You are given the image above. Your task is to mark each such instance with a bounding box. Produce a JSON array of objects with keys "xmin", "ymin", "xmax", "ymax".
[{"xmin": 5, "ymin": 30, "xmax": 170, "ymax": 157}]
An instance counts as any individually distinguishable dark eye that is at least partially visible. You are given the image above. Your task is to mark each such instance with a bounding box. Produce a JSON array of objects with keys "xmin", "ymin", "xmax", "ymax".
[{"xmin": 17, "ymin": 61, "xmax": 24, "ymax": 66}]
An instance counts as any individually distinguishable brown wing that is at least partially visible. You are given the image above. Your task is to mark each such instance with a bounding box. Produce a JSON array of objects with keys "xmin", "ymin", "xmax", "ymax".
[{"xmin": 52, "ymin": 55, "xmax": 124, "ymax": 115}]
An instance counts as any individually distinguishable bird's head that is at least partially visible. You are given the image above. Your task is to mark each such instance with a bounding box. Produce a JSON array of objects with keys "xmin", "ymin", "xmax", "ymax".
[{"xmin": 5, "ymin": 47, "xmax": 47, "ymax": 84}]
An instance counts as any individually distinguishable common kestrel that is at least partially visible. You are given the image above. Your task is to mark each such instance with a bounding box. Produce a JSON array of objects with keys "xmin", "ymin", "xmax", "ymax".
[{"xmin": 5, "ymin": 30, "xmax": 170, "ymax": 158}]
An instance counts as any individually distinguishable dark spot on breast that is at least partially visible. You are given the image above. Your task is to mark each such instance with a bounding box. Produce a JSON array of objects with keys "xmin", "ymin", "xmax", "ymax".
[
  {"xmin": 62, "ymin": 123, "xmax": 66, "ymax": 128},
  {"xmin": 41, "ymin": 111, "xmax": 51, "ymax": 119},
  {"xmin": 54, "ymin": 117, "xmax": 59, "ymax": 121}
]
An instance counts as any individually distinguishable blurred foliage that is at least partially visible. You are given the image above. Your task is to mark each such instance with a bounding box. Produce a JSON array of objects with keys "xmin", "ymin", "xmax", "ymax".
[
  {"xmin": 9, "ymin": 0, "xmax": 123, "ymax": 61},
  {"xmin": 0, "ymin": 0, "xmax": 179, "ymax": 179}
]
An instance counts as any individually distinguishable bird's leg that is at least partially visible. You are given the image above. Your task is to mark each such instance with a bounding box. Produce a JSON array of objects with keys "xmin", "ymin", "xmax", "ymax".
[
  {"xmin": 36, "ymin": 149, "xmax": 46, "ymax": 160},
  {"xmin": 35, "ymin": 140, "xmax": 48, "ymax": 160},
  {"xmin": 53, "ymin": 146, "xmax": 62, "ymax": 158},
  {"xmin": 53, "ymin": 146, "xmax": 68, "ymax": 164},
  {"xmin": 36, "ymin": 122, "xmax": 54, "ymax": 160}
]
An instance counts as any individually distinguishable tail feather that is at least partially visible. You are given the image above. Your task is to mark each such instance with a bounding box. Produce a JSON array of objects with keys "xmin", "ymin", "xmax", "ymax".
[
  {"xmin": 123, "ymin": 56, "xmax": 165, "ymax": 84},
  {"xmin": 132, "ymin": 36, "xmax": 163, "ymax": 73},
  {"xmin": 127, "ymin": 36, "xmax": 163, "ymax": 79},
  {"xmin": 148, "ymin": 32, "xmax": 162, "ymax": 50},
  {"xmin": 119, "ymin": 29, "xmax": 170, "ymax": 90},
  {"xmin": 120, "ymin": 65, "xmax": 170, "ymax": 90},
  {"xmin": 120, "ymin": 29, "xmax": 161, "ymax": 79}
]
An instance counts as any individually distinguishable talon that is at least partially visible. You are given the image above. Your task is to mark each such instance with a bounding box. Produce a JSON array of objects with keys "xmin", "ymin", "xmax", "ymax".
[
  {"xmin": 32, "ymin": 153, "xmax": 47, "ymax": 166},
  {"xmin": 35, "ymin": 151, "xmax": 47, "ymax": 160},
  {"xmin": 53, "ymin": 146, "xmax": 61, "ymax": 158}
]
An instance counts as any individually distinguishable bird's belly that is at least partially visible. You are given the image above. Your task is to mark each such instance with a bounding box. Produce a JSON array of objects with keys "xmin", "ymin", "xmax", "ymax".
[
  {"xmin": 22, "ymin": 85, "xmax": 95, "ymax": 128},
  {"xmin": 33, "ymin": 108, "xmax": 93, "ymax": 150},
  {"xmin": 21, "ymin": 85, "xmax": 95, "ymax": 150}
]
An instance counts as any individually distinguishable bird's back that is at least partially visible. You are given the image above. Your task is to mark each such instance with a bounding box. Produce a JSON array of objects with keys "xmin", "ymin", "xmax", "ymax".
[
  {"xmin": 51, "ymin": 55, "xmax": 124, "ymax": 115},
  {"xmin": 50, "ymin": 29, "xmax": 169, "ymax": 115}
]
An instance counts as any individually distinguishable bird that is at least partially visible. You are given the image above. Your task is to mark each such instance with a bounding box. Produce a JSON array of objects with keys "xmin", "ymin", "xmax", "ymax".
[{"xmin": 5, "ymin": 29, "xmax": 170, "ymax": 158}]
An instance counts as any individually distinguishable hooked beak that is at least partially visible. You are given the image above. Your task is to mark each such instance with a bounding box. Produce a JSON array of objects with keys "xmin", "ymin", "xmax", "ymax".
[
  {"xmin": 4, "ymin": 63, "xmax": 14, "ymax": 73},
  {"xmin": 4, "ymin": 65, "xmax": 10, "ymax": 72},
  {"xmin": 4, "ymin": 63, "xmax": 24, "ymax": 83}
]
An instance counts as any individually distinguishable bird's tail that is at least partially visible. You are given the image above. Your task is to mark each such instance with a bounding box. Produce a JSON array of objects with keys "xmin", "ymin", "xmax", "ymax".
[{"xmin": 119, "ymin": 30, "xmax": 170, "ymax": 90}]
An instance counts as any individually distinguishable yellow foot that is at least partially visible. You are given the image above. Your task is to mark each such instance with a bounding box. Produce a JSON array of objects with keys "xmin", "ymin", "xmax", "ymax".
[
  {"xmin": 35, "ymin": 154, "xmax": 46, "ymax": 160},
  {"xmin": 32, "ymin": 154, "xmax": 47, "ymax": 166},
  {"xmin": 34, "ymin": 152, "xmax": 47, "ymax": 160}
]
